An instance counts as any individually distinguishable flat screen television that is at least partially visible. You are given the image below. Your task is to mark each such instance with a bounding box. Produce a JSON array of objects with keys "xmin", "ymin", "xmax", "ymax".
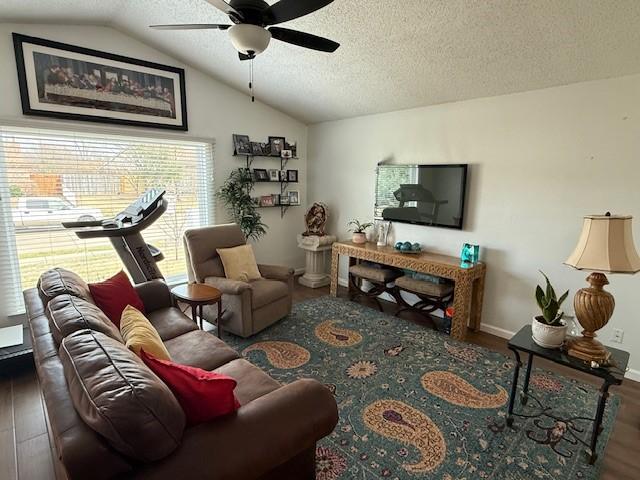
[{"xmin": 374, "ymin": 164, "xmax": 468, "ymax": 229}]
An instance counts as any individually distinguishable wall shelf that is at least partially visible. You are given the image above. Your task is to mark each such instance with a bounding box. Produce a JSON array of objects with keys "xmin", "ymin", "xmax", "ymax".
[{"xmin": 234, "ymin": 142, "xmax": 300, "ymax": 219}]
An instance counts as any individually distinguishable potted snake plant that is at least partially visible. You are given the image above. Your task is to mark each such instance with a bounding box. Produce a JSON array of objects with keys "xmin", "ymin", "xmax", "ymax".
[
  {"xmin": 532, "ymin": 271, "xmax": 570, "ymax": 348},
  {"xmin": 347, "ymin": 219, "xmax": 373, "ymax": 244}
]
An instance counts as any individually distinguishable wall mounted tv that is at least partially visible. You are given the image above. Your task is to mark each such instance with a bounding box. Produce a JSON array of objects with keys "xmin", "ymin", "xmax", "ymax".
[{"xmin": 375, "ymin": 164, "xmax": 468, "ymax": 229}]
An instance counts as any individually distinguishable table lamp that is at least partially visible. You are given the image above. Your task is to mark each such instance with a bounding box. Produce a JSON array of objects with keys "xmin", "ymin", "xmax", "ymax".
[{"xmin": 564, "ymin": 213, "xmax": 640, "ymax": 363}]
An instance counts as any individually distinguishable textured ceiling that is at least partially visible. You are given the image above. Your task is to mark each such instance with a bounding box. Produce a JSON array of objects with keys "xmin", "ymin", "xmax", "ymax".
[{"xmin": 2, "ymin": 0, "xmax": 640, "ymax": 123}]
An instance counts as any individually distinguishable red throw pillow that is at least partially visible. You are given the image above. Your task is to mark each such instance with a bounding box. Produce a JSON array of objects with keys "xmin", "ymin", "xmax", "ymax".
[
  {"xmin": 88, "ymin": 271, "xmax": 145, "ymax": 327},
  {"xmin": 141, "ymin": 350, "xmax": 240, "ymax": 425}
]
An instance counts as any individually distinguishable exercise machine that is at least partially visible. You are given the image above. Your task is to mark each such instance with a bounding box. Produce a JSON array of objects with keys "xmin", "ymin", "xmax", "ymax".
[{"xmin": 63, "ymin": 189, "xmax": 168, "ymax": 283}]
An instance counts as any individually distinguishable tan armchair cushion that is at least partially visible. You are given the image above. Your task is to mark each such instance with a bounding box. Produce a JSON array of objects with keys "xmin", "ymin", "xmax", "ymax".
[
  {"xmin": 217, "ymin": 244, "xmax": 262, "ymax": 282},
  {"xmin": 183, "ymin": 224, "xmax": 246, "ymax": 281},
  {"xmin": 249, "ymin": 279, "xmax": 289, "ymax": 309}
]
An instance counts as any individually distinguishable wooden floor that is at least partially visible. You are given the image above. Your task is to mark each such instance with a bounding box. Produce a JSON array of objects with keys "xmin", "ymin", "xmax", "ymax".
[{"xmin": 1, "ymin": 283, "xmax": 638, "ymax": 479}]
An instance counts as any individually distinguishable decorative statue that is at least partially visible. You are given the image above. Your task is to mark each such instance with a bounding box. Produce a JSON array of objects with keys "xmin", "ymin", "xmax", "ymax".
[{"xmin": 303, "ymin": 202, "xmax": 328, "ymax": 236}]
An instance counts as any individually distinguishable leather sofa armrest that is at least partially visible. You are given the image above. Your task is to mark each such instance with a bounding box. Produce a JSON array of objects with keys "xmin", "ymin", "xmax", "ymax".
[
  {"xmin": 204, "ymin": 276, "xmax": 251, "ymax": 295},
  {"xmin": 258, "ymin": 264, "xmax": 295, "ymax": 282},
  {"xmin": 138, "ymin": 379, "xmax": 338, "ymax": 479},
  {"xmin": 134, "ymin": 280, "xmax": 173, "ymax": 313}
]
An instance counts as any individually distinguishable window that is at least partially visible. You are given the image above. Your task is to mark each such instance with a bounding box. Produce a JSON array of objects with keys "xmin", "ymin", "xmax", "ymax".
[{"xmin": 0, "ymin": 126, "xmax": 214, "ymax": 315}]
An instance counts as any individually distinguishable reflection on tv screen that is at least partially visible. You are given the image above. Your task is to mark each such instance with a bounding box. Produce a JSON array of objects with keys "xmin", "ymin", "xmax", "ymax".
[{"xmin": 375, "ymin": 165, "xmax": 467, "ymax": 229}]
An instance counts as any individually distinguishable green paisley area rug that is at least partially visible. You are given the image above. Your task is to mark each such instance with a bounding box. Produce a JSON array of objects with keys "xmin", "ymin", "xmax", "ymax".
[{"xmin": 224, "ymin": 297, "xmax": 618, "ymax": 480}]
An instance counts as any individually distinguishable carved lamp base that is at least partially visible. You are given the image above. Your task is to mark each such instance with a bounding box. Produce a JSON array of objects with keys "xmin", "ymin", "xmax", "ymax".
[{"xmin": 567, "ymin": 272, "xmax": 615, "ymax": 364}]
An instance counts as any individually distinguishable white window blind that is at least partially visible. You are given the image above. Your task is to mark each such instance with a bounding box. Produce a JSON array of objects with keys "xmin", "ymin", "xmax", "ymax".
[{"xmin": 0, "ymin": 126, "xmax": 214, "ymax": 316}]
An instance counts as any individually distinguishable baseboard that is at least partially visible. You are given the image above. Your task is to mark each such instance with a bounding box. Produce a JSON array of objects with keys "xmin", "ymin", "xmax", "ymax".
[
  {"xmin": 478, "ymin": 323, "xmax": 515, "ymax": 339},
  {"xmin": 335, "ymin": 286, "xmax": 639, "ymax": 382},
  {"xmin": 625, "ymin": 368, "xmax": 640, "ymax": 382}
]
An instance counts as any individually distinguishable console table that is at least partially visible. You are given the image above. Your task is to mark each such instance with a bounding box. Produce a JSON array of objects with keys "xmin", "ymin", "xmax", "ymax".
[{"xmin": 330, "ymin": 241, "xmax": 486, "ymax": 340}]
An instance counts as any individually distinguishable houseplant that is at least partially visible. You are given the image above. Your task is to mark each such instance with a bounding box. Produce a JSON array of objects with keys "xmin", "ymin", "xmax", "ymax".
[
  {"xmin": 217, "ymin": 168, "xmax": 267, "ymax": 241},
  {"xmin": 348, "ymin": 219, "xmax": 373, "ymax": 244},
  {"xmin": 532, "ymin": 271, "xmax": 569, "ymax": 348}
]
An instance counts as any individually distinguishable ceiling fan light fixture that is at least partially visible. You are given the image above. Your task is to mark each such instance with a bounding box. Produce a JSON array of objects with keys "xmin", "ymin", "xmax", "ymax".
[{"xmin": 228, "ymin": 24, "xmax": 271, "ymax": 55}]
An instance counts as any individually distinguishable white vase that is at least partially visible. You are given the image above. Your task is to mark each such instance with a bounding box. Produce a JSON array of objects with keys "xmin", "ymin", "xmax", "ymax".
[{"xmin": 531, "ymin": 316, "xmax": 568, "ymax": 349}]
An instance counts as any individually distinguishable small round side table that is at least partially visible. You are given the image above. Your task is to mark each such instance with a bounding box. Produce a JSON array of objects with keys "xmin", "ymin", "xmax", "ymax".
[{"xmin": 171, "ymin": 283, "xmax": 223, "ymax": 338}]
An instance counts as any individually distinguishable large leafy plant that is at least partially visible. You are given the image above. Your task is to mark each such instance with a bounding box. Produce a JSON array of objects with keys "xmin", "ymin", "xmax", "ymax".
[
  {"xmin": 535, "ymin": 271, "xmax": 569, "ymax": 326},
  {"xmin": 217, "ymin": 168, "xmax": 267, "ymax": 241}
]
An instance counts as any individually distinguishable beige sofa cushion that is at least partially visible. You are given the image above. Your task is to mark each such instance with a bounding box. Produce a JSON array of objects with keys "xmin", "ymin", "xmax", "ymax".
[
  {"xmin": 60, "ymin": 330, "xmax": 185, "ymax": 462},
  {"xmin": 38, "ymin": 268, "xmax": 93, "ymax": 306},
  {"xmin": 46, "ymin": 294, "xmax": 123, "ymax": 346},
  {"xmin": 217, "ymin": 244, "xmax": 262, "ymax": 282},
  {"xmin": 120, "ymin": 305, "xmax": 171, "ymax": 361}
]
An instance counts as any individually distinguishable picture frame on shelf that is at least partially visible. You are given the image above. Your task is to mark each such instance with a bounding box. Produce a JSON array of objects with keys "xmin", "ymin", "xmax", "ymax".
[
  {"xmin": 268, "ymin": 136, "xmax": 285, "ymax": 156},
  {"xmin": 281, "ymin": 149, "xmax": 292, "ymax": 159},
  {"xmin": 253, "ymin": 168, "xmax": 269, "ymax": 182},
  {"xmin": 12, "ymin": 33, "xmax": 188, "ymax": 131},
  {"xmin": 268, "ymin": 169, "xmax": 280, "ymax": 182},
  {"xmin": 288, "ymin": 190, "xmax": 300, "ymax": 205},
  {"xmin": 233, "ymin": 134, "xmax": 251, "ymax": 155},
  {"xmin": 279, "ymin": 194, "xmax": 290, "ymax": 205},
  {"xmin": 285, "ymin": 142, "xmax": 297, "ymax": 157},
  {"xmin": 271, "ymin": 194, "xmax": 280, "ymax": 205},
  {"xmin": 259, "ymin": 142, "xmax": 269, "ymax": 155},
  {"xmin": 287, "ymin": 169, "xmax": 298, "ymax": 182},
  {"xmin": 250, "ymin": 141, "xmax": 263, "ymax": 156},
  {"xmin": 260, "ymin": 195, "xmax": 274, "ymax": 207}
]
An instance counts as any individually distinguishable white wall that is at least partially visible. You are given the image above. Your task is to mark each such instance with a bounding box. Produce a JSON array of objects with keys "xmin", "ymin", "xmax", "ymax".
[
  {"xmin": 308, "ymin": 74, "xmax": 640, "ymax": 376},
  {"xmin": 0, "ymin": 23, "xmax": 308, "ymax": 270}
]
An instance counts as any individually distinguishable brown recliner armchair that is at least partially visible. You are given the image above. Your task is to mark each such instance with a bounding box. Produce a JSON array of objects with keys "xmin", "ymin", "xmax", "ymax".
[{"xmin": 183, "ymin": 223, "xmax": 294, "ymax": 338}]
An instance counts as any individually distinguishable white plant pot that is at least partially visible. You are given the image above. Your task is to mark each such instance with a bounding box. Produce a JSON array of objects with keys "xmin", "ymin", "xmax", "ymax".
[
  {"xmin": 352, "ymin": 232, "xmax": 367, "ymax": 244},
  {"xmin": 531, "ymin": 316, "xmax": 568, "ymax": 349}
]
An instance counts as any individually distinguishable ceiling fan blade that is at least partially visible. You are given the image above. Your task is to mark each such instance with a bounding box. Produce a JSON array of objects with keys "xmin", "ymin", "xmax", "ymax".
[
  {"xmin": 206, "ymin": 0, "xmax": 244, "ymax": 21},
  {"xmin": 150, "ymin": 24, "xmax": 231, "ymax": 30},
  {"xmin": 263, "ymin": 0, "xmax": 333, "ymax": 26},
  {"xmin": 269, "ymin": 27, "xmax": 339, "ymax": 52}
]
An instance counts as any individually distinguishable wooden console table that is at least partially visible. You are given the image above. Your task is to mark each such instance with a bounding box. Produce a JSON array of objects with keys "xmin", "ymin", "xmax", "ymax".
[{"xmin": 330, "ymin": 241, "xmax": 486, "ymax": 340}]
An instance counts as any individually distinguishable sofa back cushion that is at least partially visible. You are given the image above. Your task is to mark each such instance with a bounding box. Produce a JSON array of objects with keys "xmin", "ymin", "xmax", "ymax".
[
  {"xmin": 60, "ymin": 330, "xmax": 185, "ymax": 462},
  {"xmin": 183, "ymin": 224, "xmax": 246, "ymax": 281},
  {"xmin": 47, "ymin": 294, "xmax": 123, "ymax": 346},
  {"xmin": 38, "ymin": 268, "xmax": 93, "ymax": 306}
]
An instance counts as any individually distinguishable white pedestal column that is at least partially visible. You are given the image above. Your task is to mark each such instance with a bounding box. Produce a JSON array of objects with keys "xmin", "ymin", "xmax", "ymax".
[{"xmin": 297, "ymin": 234, "xmax": 337, "ymax": 288}]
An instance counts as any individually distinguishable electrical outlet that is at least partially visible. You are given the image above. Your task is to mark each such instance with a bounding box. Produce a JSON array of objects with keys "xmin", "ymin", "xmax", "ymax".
[{"xmin": 611, "ymin": 328, "xmax": 624, "ymax": 344}]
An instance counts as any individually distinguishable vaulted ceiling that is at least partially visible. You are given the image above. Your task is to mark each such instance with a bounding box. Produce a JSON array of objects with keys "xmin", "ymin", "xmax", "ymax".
[{"xmin": 2, "ymin": 0, "xmax": 640, "ymax": 123}]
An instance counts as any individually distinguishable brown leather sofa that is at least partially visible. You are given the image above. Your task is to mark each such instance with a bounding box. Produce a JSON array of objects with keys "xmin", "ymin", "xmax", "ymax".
[
  {"xmin": 183, "ymin": 224, "xmax": 294, "ymax": 338},
  {"xmin": 25, "ymin": 268, "xmax": 338, "ymax": 480}
]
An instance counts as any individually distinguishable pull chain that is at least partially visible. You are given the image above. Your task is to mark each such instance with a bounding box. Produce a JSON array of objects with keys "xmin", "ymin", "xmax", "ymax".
[{"xmin": 249, "ymin": 58, "xmax": 255, "ymax": 102}]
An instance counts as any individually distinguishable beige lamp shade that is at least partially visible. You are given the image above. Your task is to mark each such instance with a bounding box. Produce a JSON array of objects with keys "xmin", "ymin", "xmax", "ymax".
[{"xmin": 565, "ymin": 214, "xmax": 640, "ymax": 273}]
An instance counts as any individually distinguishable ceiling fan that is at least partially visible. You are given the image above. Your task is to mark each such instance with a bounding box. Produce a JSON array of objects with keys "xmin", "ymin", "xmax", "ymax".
[{"xmin": 150, "ymin": 0, "xmax": 340, "ymax": 60}]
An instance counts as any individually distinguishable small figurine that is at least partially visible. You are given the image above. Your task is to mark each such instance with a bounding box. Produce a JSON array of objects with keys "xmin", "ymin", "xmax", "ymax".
[{"xmin": 303, "ymin": 202, "xmax": 328, "ymax": 237}]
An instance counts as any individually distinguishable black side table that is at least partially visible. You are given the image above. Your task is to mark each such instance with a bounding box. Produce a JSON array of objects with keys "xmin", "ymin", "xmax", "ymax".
[{"xmin": 506, "ymin": 325, "xmax": 628, "ymax": 465}]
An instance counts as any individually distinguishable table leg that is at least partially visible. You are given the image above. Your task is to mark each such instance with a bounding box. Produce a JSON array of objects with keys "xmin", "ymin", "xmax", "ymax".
[
  {"xmin": 329, "ymin": 248, "xmax": 339, "ymax": 297},
  {"xmin": 451, "ymin": 278, "xmax": 472, "ymax": 340},
  {"xmin": 217, "ymin": 300, "xmax": 223, "ymax": 339},
  {"xmin": 470, "ymin": 275, "xmax": 485, "ymax": 332},
  {"xmin": 507, "ymin": 348, "xmax": 522, "ymax": 427},
  {"xmin": 521, "ymin": 353, "xmax": 534, "ymax": 405},
  {"xmin": 191, "ymin": 304, "xmax": 199, "ymax": 329},
  {"xmin": 588, "ymin": 381, "xmax": 611, "ymax": 464}
]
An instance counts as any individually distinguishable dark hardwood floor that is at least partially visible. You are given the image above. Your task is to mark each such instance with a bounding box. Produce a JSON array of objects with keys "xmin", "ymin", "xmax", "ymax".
[{"xmin": 1, "ymin": 283, "xmax": 638, "ymax": 479}]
